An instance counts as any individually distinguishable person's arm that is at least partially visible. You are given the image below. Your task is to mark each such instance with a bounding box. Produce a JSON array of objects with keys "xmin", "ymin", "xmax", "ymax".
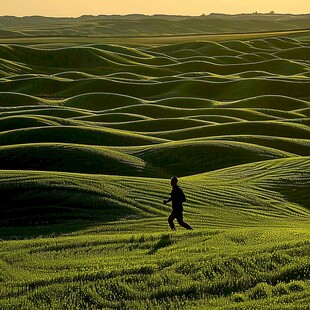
[
  {"xmin": 163, "ymin": 197, "xmax": 172, "ymax": 204},
  {"xmin": 163, "ymin": 191, "xmax": 173, "ymax": 204}
]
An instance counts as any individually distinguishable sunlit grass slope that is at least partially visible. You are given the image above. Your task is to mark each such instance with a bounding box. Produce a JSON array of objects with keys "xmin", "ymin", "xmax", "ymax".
[
  {"xmin": 0, "ymin": 228, "xmax": 309, "ymax": 309},
  {"xmin": 0, "ymin": 157, "xmax": 309, "ymax": 309},
  {"xmin": 0, "ymin": 33, "xmax": 309, "ymax": 309},
  {"xmin": 0, "ymin": 156, "xmax": 309, "ymax": 231}
]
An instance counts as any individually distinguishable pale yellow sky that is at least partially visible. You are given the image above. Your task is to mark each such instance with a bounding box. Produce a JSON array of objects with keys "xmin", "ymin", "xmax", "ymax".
[{"xmin": 0, "ymin": 0, "xmax": 309, "ymax": 17}]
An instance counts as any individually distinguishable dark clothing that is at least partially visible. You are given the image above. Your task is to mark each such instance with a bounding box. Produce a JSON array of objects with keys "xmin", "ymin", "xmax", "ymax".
[
  {"xmin": 168, "ymin": 210, "xmax": 192, "ymax": 231},
  {"xmin": 170, "ymin": 185, "xmax": 186, "ymax": 212},
  {"xmin": 167, "ymin": 185, "xmax": 192, "ymax": 230}
]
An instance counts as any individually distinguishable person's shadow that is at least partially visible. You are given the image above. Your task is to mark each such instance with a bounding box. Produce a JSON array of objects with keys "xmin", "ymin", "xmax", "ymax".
[{"xmin": 148, "ymin": 234, "xmax": 173, "ymax": 254}]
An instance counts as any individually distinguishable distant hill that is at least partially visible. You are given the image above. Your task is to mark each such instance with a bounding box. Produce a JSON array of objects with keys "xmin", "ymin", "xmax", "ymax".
[{"xmin": 0, "ymin": 14, "xmax": 310, "ymax": 38}]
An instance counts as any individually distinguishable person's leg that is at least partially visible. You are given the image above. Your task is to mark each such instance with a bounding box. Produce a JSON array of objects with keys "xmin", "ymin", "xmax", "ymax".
[
  {"xmin": 168, "ymin": 213, "xmax": 176, "ymax": 231},
  {"xmin": 177, "ymin": 216, "xmax": 193, "ymax": 230}
]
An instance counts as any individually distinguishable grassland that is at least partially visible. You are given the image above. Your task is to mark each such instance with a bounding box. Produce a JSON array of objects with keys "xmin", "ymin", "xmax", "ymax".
[
  {"xmin": 1, "ymin": 14, "xmax": 310, "ymax": 39},
  {"xmin": 0, "ymin": 18, "xmax": 309, "ymax": 309}
]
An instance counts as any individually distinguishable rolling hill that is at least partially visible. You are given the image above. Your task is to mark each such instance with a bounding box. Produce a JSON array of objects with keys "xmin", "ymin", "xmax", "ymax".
[
  {"xmin": 1, "ymin": 14, "xmax": 310, "ymax": 38},
  {"xmin": 0, "ymin": 29, "xmax": 309, "ymax": 309}
]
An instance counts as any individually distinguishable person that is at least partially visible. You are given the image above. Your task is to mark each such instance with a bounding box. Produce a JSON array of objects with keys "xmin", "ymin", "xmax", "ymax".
[{"xmin": 163, "ymin": 176, "xmax": 193, "ymax": 231}]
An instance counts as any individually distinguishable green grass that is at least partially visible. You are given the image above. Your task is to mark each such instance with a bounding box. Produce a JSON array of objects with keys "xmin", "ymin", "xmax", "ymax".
[
  {"xmin": 0, "ymin": 156, "xmax": 309, "ymax": 231},
  {"xmin": 0, "ymin": 227, "xmax": 309, "ymax": 309},
  {"xmin": 0, "ymin": 30, "xmax": 309, "ymax": 309},
  {"xmin": 154, "ymin": 121, "xmax": 310, "ymax": 140},
  {"xmin": 128, "ymin": 140, "xmax": 296, "ymax": 176},
  {"xmin": 0, "ymin": 126, "xmax": 168, "ymax": 146}
]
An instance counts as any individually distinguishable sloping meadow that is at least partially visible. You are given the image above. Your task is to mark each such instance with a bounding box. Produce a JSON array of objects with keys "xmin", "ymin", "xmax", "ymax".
[{"xmin": 0, "ymin": 36, "xmax": 309, "ymax": 308}]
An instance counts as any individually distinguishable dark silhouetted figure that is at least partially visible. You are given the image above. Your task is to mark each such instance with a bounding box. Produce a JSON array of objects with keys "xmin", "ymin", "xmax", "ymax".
[{"xmin": 163, "ymin": 176, "xmax": 193, "ymax": 231}]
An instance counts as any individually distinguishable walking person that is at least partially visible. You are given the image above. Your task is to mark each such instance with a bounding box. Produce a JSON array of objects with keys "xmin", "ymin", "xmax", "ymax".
[{"xmin": 163, "ymin": 176, "xmax": 193, "ymax": 231}]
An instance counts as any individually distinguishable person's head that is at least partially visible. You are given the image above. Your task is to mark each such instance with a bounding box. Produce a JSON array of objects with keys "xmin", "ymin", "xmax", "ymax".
[{"xmin": 170, "ymin": 176, "xmax": 178, "ymax": 187}]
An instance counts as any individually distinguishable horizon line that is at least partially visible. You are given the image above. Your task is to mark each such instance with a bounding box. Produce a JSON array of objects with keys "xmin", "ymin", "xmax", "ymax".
[{"xmin": 1, "ymin": 12, "xmax": 310, "ymax": 19}]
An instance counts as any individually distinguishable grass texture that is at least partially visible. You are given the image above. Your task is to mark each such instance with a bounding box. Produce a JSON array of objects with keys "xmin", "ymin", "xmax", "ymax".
[{"xmin": 0, "ymin": 32, "xmax": 309, "ymax": 309}]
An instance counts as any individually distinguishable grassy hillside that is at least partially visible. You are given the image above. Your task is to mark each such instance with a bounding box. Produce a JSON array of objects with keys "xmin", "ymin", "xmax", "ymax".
[
  {"xmin": 0, "ymin": 31, "xmax": 309, "ymax": 309},
  {"xmin": 1, "ymin": 14, "xmax": 310, "ymax": 38}
]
